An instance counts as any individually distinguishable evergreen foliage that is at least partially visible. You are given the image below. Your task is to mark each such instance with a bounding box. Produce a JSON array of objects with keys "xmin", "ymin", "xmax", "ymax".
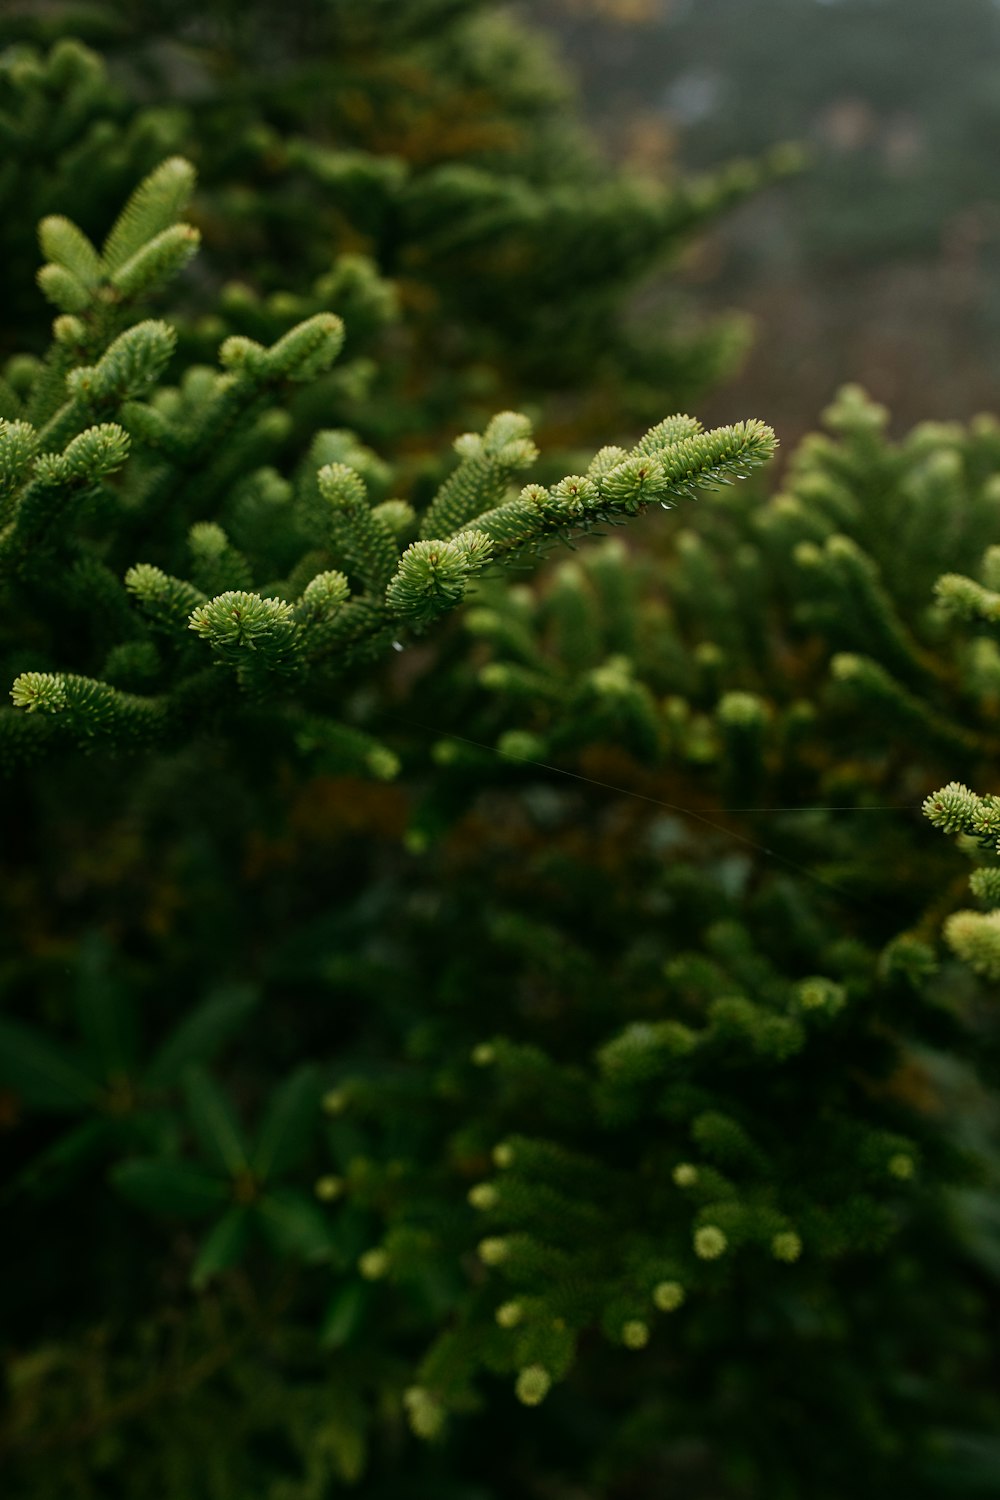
[
  {"xmin": 0, "ymin": 2, "xmax": 777, "ymax": 435},
  {"xmin": 0, "ymin": 116, "xmax": 775, "ymax": 1500},
  {"xmin": 0, "ymin": 158, "xmax": 770, "ymax": 768},
  {"xmin": 297, "ymin": 387, "xmax": 1000, "ymax": 1491},
  {"xmin": 2, "ymin": 6, "xmax": 999, "ymax": 1500}
]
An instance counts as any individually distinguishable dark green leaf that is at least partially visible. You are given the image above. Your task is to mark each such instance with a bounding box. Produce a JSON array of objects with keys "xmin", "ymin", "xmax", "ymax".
[
  {"xmin": 181, "ymin": 1065, "xmax": 249, "ymax": 1177},
  {"xmin": 319, "ymin": 1280, "xmax": 371, "ymax": 1349},
  {"xmin": 256, "ymin": 1186, "xmax": 332, "ymax": 1262},
  {"xmin": 190, "ymin": 1207, "xmax": 252, "ymax": 1289},
  {"xmin": 252, "ymin": 1065, "xmax": 321, "ymax": 1180},
  {"xmin": 951, "ymin": 1188, "xmax": 1000, "ymax": 1281},
  {"xmin": 112, "ymin": 1158, "xmax": 228, "ymax": 1218},
  {"xmin": 74, "ymin": 931, "xmax": 138, "ymax": 1076},
  {"xmin": 0, "ymin": 1018, "xmax": 102, "ymax": 1111},
  {"xmin": 920, "ymin": 1432, "xmax": 1000, "ymax": 1492},
  {"xmin": 13, "ymin": 1119, "xmax": 114, "ymax": 1196},
  {"xmin": 146, "ymin": 984, "xmax": 258, "ymax": 1086}
]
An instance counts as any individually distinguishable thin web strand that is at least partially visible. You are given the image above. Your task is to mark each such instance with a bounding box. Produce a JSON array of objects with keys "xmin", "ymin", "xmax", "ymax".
[{"xmin": 389, "ymin": 714, "xmax": 925, "ymax": 909}]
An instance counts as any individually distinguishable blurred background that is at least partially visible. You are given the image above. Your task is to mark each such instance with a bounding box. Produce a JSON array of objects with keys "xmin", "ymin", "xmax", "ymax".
[{"xmin": 528, "ymin": 0, "xmax": 1000, "ymax": 443}]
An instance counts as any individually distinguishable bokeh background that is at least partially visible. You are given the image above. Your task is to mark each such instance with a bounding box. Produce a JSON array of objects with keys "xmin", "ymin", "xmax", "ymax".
[{"xmin": 529, "ymin": 0, "xmax": 1000, "ymax": 443}]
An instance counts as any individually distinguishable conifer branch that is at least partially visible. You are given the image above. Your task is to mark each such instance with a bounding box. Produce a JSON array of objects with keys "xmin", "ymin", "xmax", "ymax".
[{"xmin": 9, "ymin": 671, "xmax": 164, "ymax": 747}]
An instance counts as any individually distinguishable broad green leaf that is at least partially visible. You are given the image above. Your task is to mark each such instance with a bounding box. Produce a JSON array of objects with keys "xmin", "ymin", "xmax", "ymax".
[
  {"xmin": 256, "ymin": 1186, "xmax": 332, "ymax": 1262},
  {"xmin": 319, "ymin": 1280, "xmax": 371, "ymax": 1349},
  {"xmin": 14, "ymin": 1119, "xmax": 114, "ymax": 1195},
  {"xmin": 920, "ymin": 1431, "xmax": 1000, "ymax": 1493},
  {"xmin": 130, "ymin": 1105, "xmax": 183, "ymax": 1158},
  {"xmin": 950, "ymin": 1188, "xmax": 1000, "ymax": 1281},
  {"xmin": 74, "ymin": 931, "xmax": 139, "ymax": 1076},
  {"xmin": 190, "ymin": 1207, "xmax": 252, "ymax": 1290},
  {"xmin": 181, "ymin": 1065, "xmax": 249, "ymax": 1177},
  {"xmin": 146, "ymin": 984, "xmax": 258, "ymax": 1086},
  {"xmin": 252, "ymin": 1065, "xmax": 321, "ymax": 1180},
  {"xmin": 112, "ymin": 1158, "xmax": 228, "ymax": 1218},
  {"xmin": 0, "ymin": 1018, "xmax": 102, "ymax": 1111}
]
